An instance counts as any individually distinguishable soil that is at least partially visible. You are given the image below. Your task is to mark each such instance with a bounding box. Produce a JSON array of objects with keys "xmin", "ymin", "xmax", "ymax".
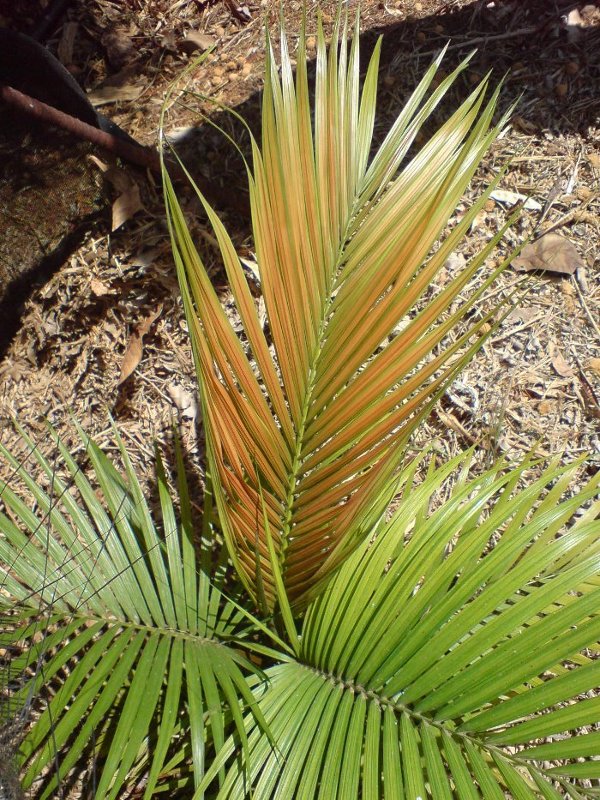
[{"xmin": 0, "ymin": 0, "xmax": 599, "ymax": 496}]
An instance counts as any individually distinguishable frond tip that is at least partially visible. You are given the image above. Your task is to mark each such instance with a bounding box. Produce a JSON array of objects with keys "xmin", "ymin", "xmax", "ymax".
[{"xmin": 165, "ymin": 12, "xmax": 517, "ymax": 610}]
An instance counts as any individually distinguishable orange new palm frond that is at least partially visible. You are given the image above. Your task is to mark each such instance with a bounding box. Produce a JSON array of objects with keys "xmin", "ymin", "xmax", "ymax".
[{"xmin": 165, "ymin": 11, "xmax": 516, "ymax": 610}]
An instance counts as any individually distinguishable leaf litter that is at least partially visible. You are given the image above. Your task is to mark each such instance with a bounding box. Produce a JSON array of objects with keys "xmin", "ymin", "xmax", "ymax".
[
  {"xmin": 0, "ymin": 1, "xmax": 599, "ymax": 794},
  {"xmin": 0, "ymin": 0, "xmax": 599, "ymax": 497},
  {"xmin": 512, "ymin": 232, "xmax": 585, "ymax": 275},
  {"xmin": 118, "ymin": 304, "xmax": 163, "ymax": 385}
]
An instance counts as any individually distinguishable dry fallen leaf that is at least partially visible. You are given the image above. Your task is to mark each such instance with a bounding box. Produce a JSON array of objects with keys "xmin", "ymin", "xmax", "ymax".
[
  {"xmin": 111, "ymin": 182, "xmax": 143, "ymax": 231},
  {"xmin": 588, "ymin": 358, "xmax": 600, "ymax": 379},
  {"xmin": 538, "ymin": 399, "xmax": 557, "ymax": 415},
  {"xmin": 178, "ymin": 31, "xmax": 216, "ymax": 54},
  {"xmin": 89, "ymin": 157, "xmax": 131, "ymax": 192},
  {"xmin": 118, "ymin": 306, "xmax": 162, "ymax": 385},
  {"xmin": 137, "ymin": 306, "xmax": 162, "ymax": 337},
  {"xmin": 512, "ymin": 233, "xmax": 584, "ymax": 275},
  {"xmin": 167, "ymin": 384, "xmax": 198, "ymax": 421},
  {"xmin": 549, "ymin": 343, "xmax": 574, "ymax": 378},
  {"xmin": 578, "ymin": 368, "xmax": 600, "ymax": 420},
  {"xmin": 90, "ymin": 278, "xmax": 110, "ymax": 297},
  {"xmin": 588, "ymin": 152, "xmax": 600, "ymax": 170},
  {"xmin": 89, "ymin": 158, "xmax": 144, "ymax": 230},
  {"xmin": 119, "ymin": 334, "xmax": 143, "ymax": 386}
]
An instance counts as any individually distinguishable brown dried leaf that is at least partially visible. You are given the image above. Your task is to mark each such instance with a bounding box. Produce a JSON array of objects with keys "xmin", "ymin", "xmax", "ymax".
[
  {"xmin": 138, "ymin": 305, "xmax": 162, "ymax": 336},
  {"xmin": 549, "ymin": 343, "xmax": 574, "ymax": 378},
  {"xmin": 90, "ymin": 278, "xmax": 110, "ymax": 297},
  {"xmin": 88, "ymin": 69, "xmax": 144, "ymax": 106},
  {"xmin": 118, "ymin": 332, "xmax": 143, "ymax": 385},
  {"xmin": 118, "ymin": 306, "xmax": 162, "ymax": 385},
  {"xmin": 588, "ymin": 152, "xmax": 600, "ymax": 170},
  {"xmin": 512, "ymin": 233, "xmax": 584, "ymax": 275},
  {"xmin": 93, "ymin": 159, "xmax": 143, "ymax": 230},
  {"xmin": 112, "ymin": 182, "xmax": 143, "ymax": 231},
  {"xmin": 578, "ymin": 368, "xmax": 600, "ymax": 420},
  {"xmin": 178, "ymin": 31, "xmax": 216, "ymax": 54},
  {"xmin": 57, "ymin": 21, "xmax": 78, "ymax": 66},
  {"xmin": 89, "ymin": 157, "xmax": 131, "ymax": 193},
  {"xmin": 587, "ymin": 358, "xmax": 600, "ymax": 379}
]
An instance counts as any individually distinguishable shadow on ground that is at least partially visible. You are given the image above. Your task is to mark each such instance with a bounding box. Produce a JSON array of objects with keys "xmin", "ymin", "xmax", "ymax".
[{"xmin": 171, "ymin": 0, "xmax": 599, "ymax": 214}]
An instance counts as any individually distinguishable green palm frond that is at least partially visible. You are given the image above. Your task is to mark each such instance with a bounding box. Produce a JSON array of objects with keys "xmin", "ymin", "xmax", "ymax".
[
  {"xmin": 195, "ymin": 455, "xmax": 600, "ymax": 799},
  {"xmin": 0, "ymin": 425, "xmax": 270, "ymax": 798},
  {"xmin": 164, "ymin": 11, "xmax": 519, "ymax": 610}
]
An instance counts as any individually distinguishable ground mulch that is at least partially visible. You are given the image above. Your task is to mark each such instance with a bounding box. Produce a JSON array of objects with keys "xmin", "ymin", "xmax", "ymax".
[
  {"xmin": 0, "ymin": 1, "xmax": 599, "ymax": 796},
  {"xmin": 0, "ymin": 0, "xmax": 599, "ymax": 490}
]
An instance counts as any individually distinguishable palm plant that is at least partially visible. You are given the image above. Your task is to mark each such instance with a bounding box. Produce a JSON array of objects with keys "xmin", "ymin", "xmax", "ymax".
[
  {"xmin": 1, "ymin": 8, "xmax": 599, "ymax": 799},
  {"xmin": 164, "ymin": 14, "xmax": 522, "ymax": 613},
  {"xmin": 0, "ymin": 425, "xmax": 271, "ymax": 798}
]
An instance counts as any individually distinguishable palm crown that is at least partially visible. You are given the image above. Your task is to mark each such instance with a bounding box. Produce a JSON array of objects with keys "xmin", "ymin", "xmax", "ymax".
[
  {"xmin": 165, "ymin": 13, "xmax": 519, "ymax": 611},
  {"xmin": 1, "ymin": 9, "xmax": 599, "ymax": 800}
]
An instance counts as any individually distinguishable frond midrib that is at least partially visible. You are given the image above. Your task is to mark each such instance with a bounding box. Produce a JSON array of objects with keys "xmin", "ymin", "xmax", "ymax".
[
  {"xmin": 277, "ymin": 214, "xmax": 358, "ymax": 580},
  {"xmin": 290, "ymin": 659, "xmax": 578, "ymax": 794},
  {"xmin": 20, "ymin": 607, "xmax": 234, "ymax": 649}
]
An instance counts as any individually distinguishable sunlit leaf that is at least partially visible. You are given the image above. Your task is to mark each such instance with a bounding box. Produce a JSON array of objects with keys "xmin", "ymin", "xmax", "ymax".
[
  {"xmin": 165, "ymin": 11, "xmax": 518, "ymax": 609},
  {"xmin": 196, "ymin": 456, "xmax": 600, "ymax": 799},
  {"xmin": 0, "ymin": 426, "xmax": 267, "ymax": 798}
]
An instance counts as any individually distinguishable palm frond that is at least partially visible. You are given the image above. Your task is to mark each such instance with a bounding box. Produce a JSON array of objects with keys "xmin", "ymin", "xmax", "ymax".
[
  {"xmin": 195, "ymin": 455, "xmax": 600, "ymax": 799},
  {"xmin": 165, "ymin": 11, "xmax": 519, "ymax": 609},
  {"xmin": 0, "ymin": 425, "xmax": 268, "ymax": 798}
]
